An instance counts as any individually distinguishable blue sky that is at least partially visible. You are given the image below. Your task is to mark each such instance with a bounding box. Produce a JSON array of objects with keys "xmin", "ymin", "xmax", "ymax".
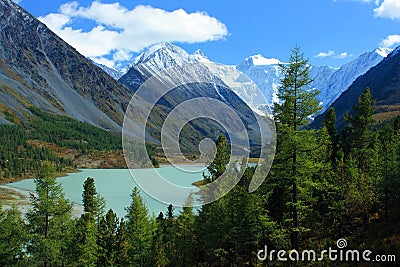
[{"xmin": 13, "ymin": 0, "xmax": 400, "ymax": 70}]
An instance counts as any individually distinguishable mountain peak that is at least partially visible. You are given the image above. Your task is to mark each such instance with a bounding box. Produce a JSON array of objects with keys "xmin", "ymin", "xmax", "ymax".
[
  {"xmin": 191, "ymin": 49, "xmax": 210, "ymax": 63},
  {"xmin": 375, "ymin": 47, "xmax": 393, "ymax": 58},
  {"xmin": 133, "ymin": 42, "xmax": 190, "ymax": 66}
]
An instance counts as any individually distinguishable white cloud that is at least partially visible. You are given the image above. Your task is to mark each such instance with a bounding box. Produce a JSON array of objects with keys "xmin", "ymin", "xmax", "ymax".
[
  {"xmin": 380, "ymin": 34, "xmax": 400, "ymax": 47},
  {"xmin": 315, "ymin": 50, "xmax": 353, "ymax": 59},
  {"xmin": 374, "ymin": 0, "xmax": 400, "ymax": 19},
  {"xmin": 341, "ymin": 0, "xmax": 400, "ymax": 20},
  {"xmin": 337, "ymin": 52, "xmax": 353, "ymax": 59},
  {"xmin": 315, "ymin": 50, "xmax": 335, "ymax": 57},
  {"xmin": 315, "ymin": 50, "xmax": 335, "ymax": 58},
  {"xmin": 39, "ymin": 1, "xmax": 228, "ymax": 68}
]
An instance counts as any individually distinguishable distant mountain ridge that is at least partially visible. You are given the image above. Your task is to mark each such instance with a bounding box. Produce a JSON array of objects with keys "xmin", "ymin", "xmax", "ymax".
[
  {"xmin": 113, "ymin": 43, "xmax": 391, "ymax": 114},
  {"xmin": 236, "ymin": 47, "xmax": 392, "ymax": 112},
  {"xmin": 312, "ymin": 45, "xmax": 400, "ymax": 128},
  {"xmin": 92, "ymin": 61, "xmax": 124, "ymax": 80}
]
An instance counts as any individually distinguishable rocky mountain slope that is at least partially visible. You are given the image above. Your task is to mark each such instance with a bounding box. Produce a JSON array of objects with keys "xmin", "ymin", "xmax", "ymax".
[{"xmin": 0, "ymin": 0, "xmax": 132, "ymax": 130}]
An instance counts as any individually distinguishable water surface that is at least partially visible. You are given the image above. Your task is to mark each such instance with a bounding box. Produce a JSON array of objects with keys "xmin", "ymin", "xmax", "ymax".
[{"xmin": 7, "ymin": 164, "xmax": 205, "ymax": 218}]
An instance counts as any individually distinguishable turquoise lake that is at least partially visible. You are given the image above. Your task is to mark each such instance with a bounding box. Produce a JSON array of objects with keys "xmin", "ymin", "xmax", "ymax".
[{"xmin": 7, "ymin": 164, "xmax": 206, "ymax": 218}]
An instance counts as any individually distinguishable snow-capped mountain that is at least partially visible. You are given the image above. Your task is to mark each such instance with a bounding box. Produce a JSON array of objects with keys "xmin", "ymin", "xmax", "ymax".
[
  {"xmin": 313, "ymin": 45, "xmax": 400, "ymax": 129},
  {"xmin": 120, "ymin": 42, "xmax": 391, "ymax": 118},
  {"xmin": 119, "ymin": 42, "xmax": 224, "ymax": 93},
  {"xmin": 236, "ymin": 56, "xmax": 283, "ymax": 106},
  {"xmin": 316, "ymin": 47, "xmax": 392, "ymax": 110},
  {"xmin": 119, "ymin": 42, "xmax": 269, "ymax": 151},
  {"xmin": 237, "ymin": 48, "xmax": 392, "ymax": 112}
]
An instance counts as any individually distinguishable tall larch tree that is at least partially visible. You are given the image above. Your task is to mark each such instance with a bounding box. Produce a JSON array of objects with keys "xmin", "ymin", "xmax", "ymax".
[
  {"xmin": 26, "ymin": 161, "xmax": 73, "ymax": 267},
  {"xmin": 273, "ymin": 46, "xmax": 321, "ymax": 250},
  {"xmin": 125, "ymin": 187, "xmax": 155, "ymax": 266}
]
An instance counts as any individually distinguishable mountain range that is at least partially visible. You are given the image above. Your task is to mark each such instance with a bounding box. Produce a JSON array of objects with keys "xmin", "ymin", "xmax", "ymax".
[
  {"xmin": 100, "ymin": 43, "xmax": 391, "ymax": 116},
  {"xmin": 236, "ymin": 47, "xmax": 392, "ymax": 112},
  {"xmin": 313, "ymin": 46, "xmax": 400, "ymax": 128},
  {"xmin": 0, "ymin": 0, "xmax": 266, "ymax": 153},
  {"xmin": 1, "ymin": 0, "xmax": 400, "ymax": 150}
]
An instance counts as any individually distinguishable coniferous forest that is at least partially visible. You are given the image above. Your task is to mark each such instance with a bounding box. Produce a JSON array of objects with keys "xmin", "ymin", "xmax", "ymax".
[{"xmin": 1, "ymin": 47, "xmax": 400, "ymax": 266}]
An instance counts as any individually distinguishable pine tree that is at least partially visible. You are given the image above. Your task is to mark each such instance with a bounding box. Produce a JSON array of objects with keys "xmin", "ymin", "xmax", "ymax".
[
  {"xmin": 273, "ymin": 46, "xmax": 321, "ymax": 250},
  {"xmin": 125, "ymin": 187, "xmax": 155, "ymax": 266},
  {"xmin": 153, "ymin": 213, "xmax": 169, "ymax": 267},
  {"xmin": 115, "ymin": 219, "xmax": 130, "ymax": 266},
  {"xmin": 323, "ymin": 107, "xmax": 341, "ymax": 168},
  {"xmin": 203, "ymin": 134, "xmax": 230, "ymax": 183},
  {"xmin": 82, "ymin": 177, "xmax": 106, "ymax": 221},
  {"xmin": 344, "ymin": 88, "xmax": 376, "ymax": 169},
  {"xmin": 72, "ymin": 177, "xmax": 105, "ymax": 266},
  {"xmin": 97, "ymin": 209, "xmax": 119, "ymax": 266},
  {"xmin": 343, "ymin": 88, "xmax": 379, "ymax": 225},
  {"xmin": 176, "ymin": 196, "xmax": 197, "ymax": 266},
  {"xmin": 158, "ymin": 204, "xmax": 177, "ymax": 265},
  {"xmin": 0, "ymin": 205, "xmax": 27, "ymax": 266},
  {"xmin": 73, "ymin": 213, "xmax": 98, "ymax": 266},
  {"xmin": 197, "ymin": 134, "xmax": 233, "ymax": 264},
  {"xmin": 83, "ymin": 177, "xmax": 97, "ymax": 214},
  {"xmin": 378, "ymin": 121, "xmax": 400, "ymax": 218},
  {"xmin": 26, "ymin": 161, "xmax": 73, "ymax": 267}
]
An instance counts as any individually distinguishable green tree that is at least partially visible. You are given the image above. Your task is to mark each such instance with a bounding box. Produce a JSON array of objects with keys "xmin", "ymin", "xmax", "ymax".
[
  {"xmin": 156, "ymin": 204, "xmax": 178, "ymax": 266},
  {"xmin": 175, "ymin": 196, "xmax": 197, "ymax": 266},
  {"xmin": 72, "ymin": 177, "xmax": 106, "ymax": 266},
  {"xmin": 82, "ymin": 177, "xmax": 106, "ymax": 221},
  {"xmin": 323, "ymin": 107, "xmax": 341, "ymax": 168},
  {"xmin": 125, "ymin": 187, "xmax": 155, "ymax": 266},
  {"xmin": 73, "ymin": 214, "xmax": 98, "ymax": 266},
  {"xmin": 26, "ymin": 161, "xmax": 73, "ymax": 267},
  {"xmin": 97, "ymin": 209, "xmax": 119, "ymax": 266},
  {"xmin": 273, "ymin": 46, "xmax": 321, "ymax": 250},
  {"xmin": 115, "ymin": 219, "xmax": 130, "ymax": 266},
  {"xmin": 0, "ymin": 205, "xmax": 27, "ymax": 266},
  {"xmin": 83, "ymin": 177, "xmax": 97, "ymax": 214},
  {"xmin": 343, "ymin": 88, "xmax": 379, "ymax": 225},
  {"xmin": 203, "ymin": 134, "xmax": 230, "ymax": 183},
  {"xmin": 344, "ymin": 88, "xmax": 375, "ymax": 168}
]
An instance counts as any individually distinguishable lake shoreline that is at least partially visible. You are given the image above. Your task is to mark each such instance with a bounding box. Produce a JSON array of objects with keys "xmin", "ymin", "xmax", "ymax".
[{"xmin": 0, "ymin": 185, "xmax": 84, "ymax": 219}]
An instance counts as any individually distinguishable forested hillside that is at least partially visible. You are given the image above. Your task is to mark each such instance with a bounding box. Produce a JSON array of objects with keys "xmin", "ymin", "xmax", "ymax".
[{"xmin": 0, "ymin": 107, "xmax": 125, "ymax": 181}]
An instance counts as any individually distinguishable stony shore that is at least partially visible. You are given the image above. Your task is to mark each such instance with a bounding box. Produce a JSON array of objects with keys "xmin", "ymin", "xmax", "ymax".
[{"xmin": 0, "ymin": 185, "xmax": 84, "ymax": 219}]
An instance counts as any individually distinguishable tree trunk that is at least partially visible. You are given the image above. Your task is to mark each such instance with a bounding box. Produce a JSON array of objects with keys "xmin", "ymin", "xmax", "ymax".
[{"xmin": 292, "ymin": 62, "xmax": 299, "ymax": 251}]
